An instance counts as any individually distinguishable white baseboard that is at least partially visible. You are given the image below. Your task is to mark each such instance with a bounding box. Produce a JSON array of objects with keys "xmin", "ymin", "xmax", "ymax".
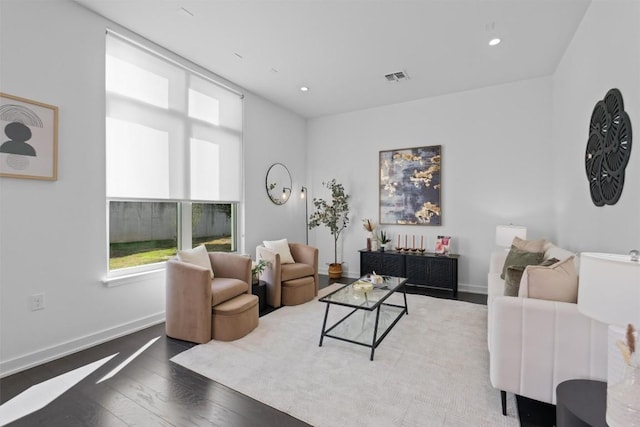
[
  {"xmin": 0, "ymin": 312, "xmax": 165, "ymax": 378},
  {"xmin": 457, "ymin": 282, "xmax": 487, "ymax": 295}
]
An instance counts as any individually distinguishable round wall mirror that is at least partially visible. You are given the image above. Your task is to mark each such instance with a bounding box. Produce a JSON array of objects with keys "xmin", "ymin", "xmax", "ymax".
[{"xmin": 266, "ymin": 163, "xmax": 292, "ymax": 205}]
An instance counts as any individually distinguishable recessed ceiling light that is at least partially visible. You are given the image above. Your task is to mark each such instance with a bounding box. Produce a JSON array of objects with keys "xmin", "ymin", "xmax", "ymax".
[
  {"xmin": 300, "ymin": 86, "xmax": 309, "ymax": 92},
  {"xmin": 489, "ymin": 38, "xmax": 501, "ymax": 46}
]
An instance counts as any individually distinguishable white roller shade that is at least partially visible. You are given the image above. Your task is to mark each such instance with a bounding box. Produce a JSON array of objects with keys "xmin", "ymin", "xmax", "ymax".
[{"xmin": 106, "ymin": 32, "xmax": 242, "ymax": 202}]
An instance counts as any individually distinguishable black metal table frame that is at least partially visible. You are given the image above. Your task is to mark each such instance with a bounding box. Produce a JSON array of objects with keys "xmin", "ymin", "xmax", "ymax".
[{"xmin": 318, "ymin": 280, "xmax": 408, "ymax": 361}]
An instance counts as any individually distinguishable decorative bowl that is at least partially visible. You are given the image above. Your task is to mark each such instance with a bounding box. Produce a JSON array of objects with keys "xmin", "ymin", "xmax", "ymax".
[{"xmin": 353, "ymin": 280, "xmax": 374, "ymax": 292}]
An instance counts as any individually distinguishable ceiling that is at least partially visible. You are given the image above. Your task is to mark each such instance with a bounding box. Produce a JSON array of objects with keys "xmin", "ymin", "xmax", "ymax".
[{"xmin": 75, "ymin": 0, "xmax": 591, "ymax": 118}]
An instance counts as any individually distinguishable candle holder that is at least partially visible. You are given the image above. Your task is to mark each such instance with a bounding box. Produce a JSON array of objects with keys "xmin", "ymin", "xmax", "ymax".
[{"xmin": 418, "ymin": 248, "xmax": 426, "ymax": 254}]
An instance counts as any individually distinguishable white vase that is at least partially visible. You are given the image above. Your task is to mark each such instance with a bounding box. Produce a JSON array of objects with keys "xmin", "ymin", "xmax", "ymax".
[
  {"xmin": 607, "ymin": 364, "xmax": 640, "ymax": 427},
  {"xmin": 370, "ymin": 233, "xmax": 378, "ymax": 251}
]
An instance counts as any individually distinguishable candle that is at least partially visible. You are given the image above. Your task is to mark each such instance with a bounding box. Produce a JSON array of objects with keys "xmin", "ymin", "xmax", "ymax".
[
  {"xmin": 412, "ymin": 235, "xmax": 415, "ymax": 249},
  {"xmin": 421, "ymin": 235, "xmax": 424, "ymax": 249},
  {"xmin": 397, "ymin": 235, "xmax": 400, "ymax": 247},
  {"xmin": 405, "ymin": 235, "xmax": 407, "ymax": 247}
]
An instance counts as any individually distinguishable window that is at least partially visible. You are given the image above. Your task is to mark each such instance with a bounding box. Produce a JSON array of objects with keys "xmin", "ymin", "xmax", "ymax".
[
  {"xmin": 109, "ymin": 201, "xmax": 177, "ymax": 270},
  {"xmin": 192, "ymin": 203, "xmax": 235, "ymax": 252},
  {"xmin": 106, "ymin": 31, "xmax": 243, "ymax": 273}
]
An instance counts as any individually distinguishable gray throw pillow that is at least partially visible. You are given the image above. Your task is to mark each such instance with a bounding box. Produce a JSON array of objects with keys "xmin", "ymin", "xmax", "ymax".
[
  {"xmin": 503, "ymin": 258, "xmax": 560, "ymax": 296},
  {"xmin": 504, "ymin": 265, "xmax": 526, "ymax": 296},
  {"xmin": 500, "ymin": 246, "xmax": 544, "ymax": 279}
]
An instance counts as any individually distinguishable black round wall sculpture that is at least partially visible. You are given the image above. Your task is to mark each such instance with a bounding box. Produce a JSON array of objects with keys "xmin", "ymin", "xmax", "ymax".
[{"xmin": 585, "ymin": 88, "xmax": 633, "ymax": 206}]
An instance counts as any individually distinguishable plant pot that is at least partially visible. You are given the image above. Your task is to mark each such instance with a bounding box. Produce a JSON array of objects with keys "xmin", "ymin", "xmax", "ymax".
[{"xmin": 328, "ymin": 263, "xmax": 343, "ymax": 279}]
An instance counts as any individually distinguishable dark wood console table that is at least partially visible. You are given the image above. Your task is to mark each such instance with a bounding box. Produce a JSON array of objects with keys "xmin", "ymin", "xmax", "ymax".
[{"xmin": 359, "ymin": 250, "xmax": 459, "ymax": 297}]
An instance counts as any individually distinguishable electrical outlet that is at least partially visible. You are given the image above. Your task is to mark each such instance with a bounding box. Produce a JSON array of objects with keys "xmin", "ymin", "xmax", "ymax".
[{"xmin": 30, "ymin": 293, "xmax": 45, "ymax": 311}]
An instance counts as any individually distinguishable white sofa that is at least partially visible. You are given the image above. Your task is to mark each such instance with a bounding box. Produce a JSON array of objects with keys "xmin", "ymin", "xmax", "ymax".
[{"xmin": 487, "ymin": 247, "xmax": 608, "ymax": 415}]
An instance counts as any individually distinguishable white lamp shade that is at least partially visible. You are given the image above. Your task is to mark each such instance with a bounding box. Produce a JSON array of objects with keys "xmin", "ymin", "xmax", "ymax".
[
  {"xmin": 495, "ymin": 225, "xmax": 527, "ymax": 247},
  {"xmin": 578, "ymin": 252, "xmax": 640, "ymax": 327}
]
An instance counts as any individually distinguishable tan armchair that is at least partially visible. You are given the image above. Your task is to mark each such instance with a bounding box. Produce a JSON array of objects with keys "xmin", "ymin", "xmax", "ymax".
[
  {"xmin": 257, "ymin": 242, "xmax": 319, "ymax": 308},
  {"xmin": 165, "ymin": 252, "xmax": 258, "ymax": 343}
]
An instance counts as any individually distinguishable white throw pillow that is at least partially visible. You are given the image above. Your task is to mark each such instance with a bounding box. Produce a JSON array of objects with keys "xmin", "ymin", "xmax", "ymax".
[
  {"xmin": 263, "ymin": 238, "xmax": 295, "ymax": 264},
  {"xmin": 518, "ymin": 256, "xmax": 578, "ymax": 303},
  {"xmin": 177, "ymin": 244, "xmax": 214, "ymax": 279}
]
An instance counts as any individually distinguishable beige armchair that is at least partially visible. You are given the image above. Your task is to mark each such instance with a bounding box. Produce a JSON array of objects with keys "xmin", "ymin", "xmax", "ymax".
[
  {"xmin": 165, "ymin": 252, "xmax": 258, "ymax": 343},
  {"xmin": 257, "ymin": 242, "xmax": 319, "ymax": 308}
]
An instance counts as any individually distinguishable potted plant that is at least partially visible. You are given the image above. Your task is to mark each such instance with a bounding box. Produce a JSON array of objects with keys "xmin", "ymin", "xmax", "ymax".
[
  {"xmin": 308, "ymin": 179, "xmax": 350, "ymax": 278},
  {"xmin": 377, "ymin": 230, "xmax": 391, "ymax": 251},
  {"xmin": 251, "ymin": 259, "xmax": 269, "ymax": 285}
]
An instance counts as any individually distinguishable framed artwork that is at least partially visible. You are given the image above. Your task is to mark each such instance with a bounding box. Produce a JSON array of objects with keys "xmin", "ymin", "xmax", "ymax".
[
  {"xmin": 0, "ymin": 93, "xmax": 58, "ymax": 180},
  {"xmin": 379, "ymin": 145, "xmax": 441, "ymax": 225}
]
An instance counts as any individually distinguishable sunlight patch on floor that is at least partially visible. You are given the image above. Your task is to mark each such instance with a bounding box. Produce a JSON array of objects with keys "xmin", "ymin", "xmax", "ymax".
[
  {"xmin": 97, "ymin": 336, "xmax": 160, "ymax": 383},
  {"xmin": 0, "ymin": 354, "xmax": 117, "ymax": 426},
  {"xmin": 0, "ymin": 335, "xmax": 162, "ymax": 426}
]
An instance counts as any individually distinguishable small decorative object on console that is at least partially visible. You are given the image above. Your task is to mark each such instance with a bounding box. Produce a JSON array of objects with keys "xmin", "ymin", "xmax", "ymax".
[
  {"xmin": 377, "ymin": 230, "xmax": 391, "ymax": 251},
  {"xmin": 435, "ymin": 236, "xmax": 451, "ymax": 255},
  {"xmin": 363, "ymin": 218, "xmax": 376, "ymax": 251}
]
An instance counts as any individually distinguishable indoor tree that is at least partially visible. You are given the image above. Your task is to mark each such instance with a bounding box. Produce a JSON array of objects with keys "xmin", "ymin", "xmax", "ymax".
[{"xmin": 308, "ymin": 179, "xmax": 350, "ymax": 278}]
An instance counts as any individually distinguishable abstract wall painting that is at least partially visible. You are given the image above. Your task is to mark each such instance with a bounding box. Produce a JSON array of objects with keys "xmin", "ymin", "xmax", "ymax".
[
  {"xmin": 379, "ymin": 145, "xmax": 441, "ymax": 225},
  {"xmin": 0, "ymin": 93, "xmax": 58, "ymax": 180}
]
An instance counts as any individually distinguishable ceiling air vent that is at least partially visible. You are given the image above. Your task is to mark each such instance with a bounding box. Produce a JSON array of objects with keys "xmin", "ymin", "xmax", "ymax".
[{"xmin": 385, "ymin": 71, "xmax": 409, "ymax": 82}]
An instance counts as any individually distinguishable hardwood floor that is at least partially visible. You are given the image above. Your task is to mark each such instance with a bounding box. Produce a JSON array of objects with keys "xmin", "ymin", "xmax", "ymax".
[{"xmin": 0, "ymin": 275, "xmax": 554, "ymax": 426}]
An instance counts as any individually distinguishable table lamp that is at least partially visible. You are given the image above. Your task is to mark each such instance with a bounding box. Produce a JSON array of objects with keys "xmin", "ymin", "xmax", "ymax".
[
  {"xmin": 495, "ymin": 225, "xmax": 527, "ymax": 249},
  {"xmin": 578, "ymin": 251, "xmax": 640, "ymax": 427}
]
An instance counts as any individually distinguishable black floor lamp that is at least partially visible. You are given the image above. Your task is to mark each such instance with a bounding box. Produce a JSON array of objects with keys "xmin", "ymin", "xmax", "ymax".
[{"xmin": 301, "ymin": 186, "xmax": 308, "ymax": 244}]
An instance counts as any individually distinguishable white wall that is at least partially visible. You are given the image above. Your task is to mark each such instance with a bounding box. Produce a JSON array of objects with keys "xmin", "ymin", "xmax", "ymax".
[
  {"xmin": 552, "ymin": 0, "xmax": 640, "ymax": 253},
  {"xmin": 307, "ymin": 77, "xmax": 555, "ymax": 291},
  {"xmin": 0, "ymin": 0, "xmax": 306, "ymax": 376},
  {"xmin": 243, "ymin": 93, "xmax": 308, "ymax": 255}
]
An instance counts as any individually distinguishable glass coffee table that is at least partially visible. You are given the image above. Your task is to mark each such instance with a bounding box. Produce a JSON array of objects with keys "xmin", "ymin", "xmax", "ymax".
[{"xmin": 318, "ymin": 274, "xmax": 408, "ymax": 360}]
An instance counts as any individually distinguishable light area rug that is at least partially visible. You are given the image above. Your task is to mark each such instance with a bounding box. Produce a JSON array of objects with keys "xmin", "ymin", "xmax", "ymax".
[{"xmin": 171, "ymin": 285, "xmax": 519, "ymax": 427}]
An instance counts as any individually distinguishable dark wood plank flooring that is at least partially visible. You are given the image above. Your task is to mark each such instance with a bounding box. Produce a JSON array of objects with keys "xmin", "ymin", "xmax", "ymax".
[{"xmin": 0, "ymin": 275, "xmax": 555, "ymax": 426}]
